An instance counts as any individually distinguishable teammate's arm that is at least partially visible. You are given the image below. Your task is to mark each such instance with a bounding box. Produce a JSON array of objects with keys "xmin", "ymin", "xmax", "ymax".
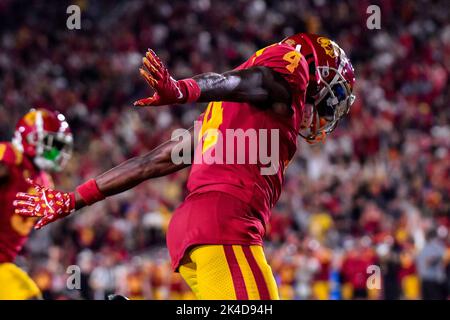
[
  {"xmin": 14, "ymin": 128, "xmax": 194, "ymax": 228},
  {"xmin": 133, "ymin": 49, "xmax": 292, "ymax": 109},
  {"xmin": 0, "ymin": 142, "xmax": 12, "ymax": 184},
  {"xmin": 0, "ymin": 163, "xmax": 10, "ymax": 185}
]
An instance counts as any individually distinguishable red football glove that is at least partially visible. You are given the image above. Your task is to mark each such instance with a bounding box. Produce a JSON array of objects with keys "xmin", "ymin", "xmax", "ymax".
[
  {"xmin": 133, "ymin": 49, "xmax": 200, "ymax": 107},
  {"xmin": 13, "ymin": 179, "xmax": 75, "ymax": 229}
]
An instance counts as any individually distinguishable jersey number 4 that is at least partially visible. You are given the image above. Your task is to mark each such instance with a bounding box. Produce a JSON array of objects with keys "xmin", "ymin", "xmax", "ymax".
[
  {"xmin": 283, "ymin": 51, "xmax": 301, "ymax": 73},
  {"xmin": 200, "ymin": 101, "xmax": 223, "ymax": 154}
]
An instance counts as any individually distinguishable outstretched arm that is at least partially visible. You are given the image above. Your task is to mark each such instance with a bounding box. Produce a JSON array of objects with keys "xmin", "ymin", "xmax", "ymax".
[
  {"xmin": 193, "ymin": 67, "xmax": 291, "ymax": 105},
  {"xmin": 77, "ymin": 127, "xmax": 193, "ymax": 209},
  {"xmin": 14, "ymin": 128, "xmax": 194, "ymax": 228},
  {"xmin": 133, "ymin": 49, "xmax": 292, "ymax": 109}
]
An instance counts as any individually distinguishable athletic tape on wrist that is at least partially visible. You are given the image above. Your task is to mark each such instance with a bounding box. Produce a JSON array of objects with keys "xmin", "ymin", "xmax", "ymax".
[
  {"xmin": 179, "ymin": 78, "xmax": 201, "ymax": 103},
  {"xmin": 76, "ymin": 179, "xmax": 105, "ymax": 206}
]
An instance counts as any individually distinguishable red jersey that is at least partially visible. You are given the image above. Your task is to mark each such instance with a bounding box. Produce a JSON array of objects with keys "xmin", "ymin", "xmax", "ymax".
[
  {"xmin": 0, "ymin": 142, "xmax": 52, "ymax": 263},
  {"xmin": 167, "ymin": 43, "xmax": 309, "ymax": 269},
  {"xmin": 188, "ymin": 43, "xmax": 308, "ymax": 215}
]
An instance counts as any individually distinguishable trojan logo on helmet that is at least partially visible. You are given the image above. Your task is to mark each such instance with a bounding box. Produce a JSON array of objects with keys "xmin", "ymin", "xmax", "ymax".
[{"xmin": 317, "ymin": 37, "xmax": 339, "ymax": 58}]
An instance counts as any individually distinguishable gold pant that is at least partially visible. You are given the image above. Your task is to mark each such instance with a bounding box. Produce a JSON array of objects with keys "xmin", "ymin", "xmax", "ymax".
[
  {"xmin": 179, "ymin": 245, "xmax": 279, "ymax": 300},
  {"xmin": 0, "ymin": 262, "xmax": 41, "ymax": 300}
]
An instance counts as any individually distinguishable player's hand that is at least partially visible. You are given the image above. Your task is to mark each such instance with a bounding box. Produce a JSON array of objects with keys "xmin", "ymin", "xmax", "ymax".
[
  {"xmin": 13, "ymin": 179, "xmax": 75, "ymax": 229},
  {"xmin": 134, "ymin": 49, "xmax": 187, "ymax": 107}
]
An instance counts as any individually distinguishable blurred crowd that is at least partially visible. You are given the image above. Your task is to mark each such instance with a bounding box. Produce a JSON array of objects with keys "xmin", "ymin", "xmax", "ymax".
[{"xmin": 0, "ymin": 0, "xmax": 449, "ymax": 299}]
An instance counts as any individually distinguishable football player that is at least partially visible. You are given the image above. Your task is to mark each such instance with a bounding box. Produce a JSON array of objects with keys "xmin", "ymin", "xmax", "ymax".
[
  {"xmin": 0, "ymin": 108, "xmax": 73, "ymax": 299},
  {"xmin": 14, "ymin": 33, "xmax": 355, "ymax": 300}
]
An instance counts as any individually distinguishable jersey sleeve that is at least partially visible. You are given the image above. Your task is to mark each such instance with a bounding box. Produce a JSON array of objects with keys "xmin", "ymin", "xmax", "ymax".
[
  {"xmin": 252, "ymin": 43, "xmax": 309, "ymax": 94},
  {"xmin": 0, "ymin": 143, "xmax": 22, "ymax": 167}
]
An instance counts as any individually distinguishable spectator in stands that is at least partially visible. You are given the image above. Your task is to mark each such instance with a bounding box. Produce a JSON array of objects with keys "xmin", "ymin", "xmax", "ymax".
[{"xmin": 417, "ymin": 230, "xmax": 447, "ymax": 299}]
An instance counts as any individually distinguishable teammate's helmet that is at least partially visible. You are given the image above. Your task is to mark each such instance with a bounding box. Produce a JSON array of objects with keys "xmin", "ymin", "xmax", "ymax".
[
  {"xmin": 282, "ymin": 33, "xmax": 356, "ymax": 143},
  {"xmin": 12, "ymin": 108, "xmax": 73, "ymax": 172}
]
